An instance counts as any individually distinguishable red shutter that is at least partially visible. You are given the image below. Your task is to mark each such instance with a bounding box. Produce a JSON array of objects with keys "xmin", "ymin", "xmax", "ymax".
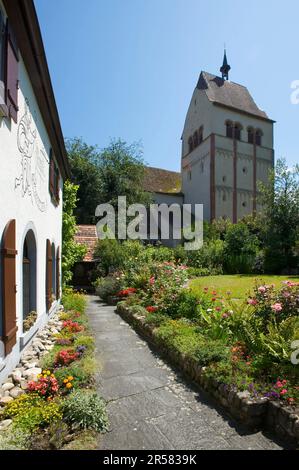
[
  {"xmin": 56, "ymin": 247, "xmax": 60, "ymax": 299},
  {"xmin": 46, "ymin": 239, "xmax": 52, "ymax": 310},
  {"xmin": 5, "ymin": 21, "xmax": 19, "ymax": 123},
  {"xmin": 2, "ymin": 220, "xmax": 18, "ymax": 355}
]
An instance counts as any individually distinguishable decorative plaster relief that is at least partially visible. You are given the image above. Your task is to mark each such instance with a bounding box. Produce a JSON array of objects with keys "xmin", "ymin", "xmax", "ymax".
[{"xmin": 15, "ymin": 98, "xmax": 48, "ymax": 212}]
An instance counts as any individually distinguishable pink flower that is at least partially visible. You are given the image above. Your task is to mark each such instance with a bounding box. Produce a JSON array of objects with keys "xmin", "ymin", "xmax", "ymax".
[
  {"xmin": 247, "ymin": 298, "xmax": 257, "ymax": 306},
  {"xmin": 280, "ymin": 389, "xmax": 288, "ymax": 396},
  {"xmin": 271, "ymin": 303, "xmax": 283, "ymax": 313},
  {"xmin": 258, "ymin": 286, "xmax": 266, "ymax": 293}
]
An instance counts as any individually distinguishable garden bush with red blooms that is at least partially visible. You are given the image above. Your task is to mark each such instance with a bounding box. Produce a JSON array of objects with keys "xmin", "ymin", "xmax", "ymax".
[
  {"xmin": 117, "ymin": 288, "xmax": 137, "ymax": 297},
  {"xmin": 54, "ymin": 348, "xmax": 80, "ymax": 367},
  {"xmin": 62, "ymin": 320, "xmax": 83, "ymax": 334},
  {"xmin": 146, "ymin": 306, "xmax": 158, "ymax": 313},
  {"xmin": 247, "ymin": 281, "xmax": 299, "ymax": 326},
  {"xmin": 28, "ymin": 372, "xmax": 59, "ymax": 399}
]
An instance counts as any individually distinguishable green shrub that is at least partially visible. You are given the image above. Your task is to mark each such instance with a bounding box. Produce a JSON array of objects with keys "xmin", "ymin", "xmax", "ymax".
[
  {"xmin": 144, "ymin": 313, "xmax": 167, "ymax": 327},
  {"xmin": 74, "ymin": 335, "xmax": 95, "ymax": 353},
  {"xmin": 94, "ymin": 276, "xmax": 121, "ymax": 301},
  {"xmin": 62, "ymin": 390, "xmax": 109, "ymax": 432},
  {"xmin": 54, "ymin": 356, "xmax": 96, "ymax": 388},
  {"xmin": 194, "ymin": 339, "xmax": 230, "ymax": 366},
  {"xmin": 62, "ymin": 288, "xmax": 86, "ymax": 314},
  {"xmin": 94, "ymin": 239, "xmax": 125, "ymax": 275},
  {"xmin": 3, "ymin": 394, "xmax": 62, "ymax": 433},
  {"xmin": 187, "ymin": 239, "xmax": 225, "ymax": 273},
  {"xmin": 0, "ymin": 427, "xmax": 31, "ymax": 450}
]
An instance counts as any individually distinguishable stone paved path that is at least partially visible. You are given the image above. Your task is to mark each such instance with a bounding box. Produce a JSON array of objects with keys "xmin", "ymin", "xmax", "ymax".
[{"xmin": 86, "ymin": 296, "xmax": 285, "ymax": 450}]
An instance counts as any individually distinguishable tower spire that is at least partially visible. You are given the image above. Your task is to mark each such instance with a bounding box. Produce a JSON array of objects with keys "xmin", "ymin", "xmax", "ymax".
[{"xmin": 220, "ymin": 49, "xmax": 231, "ymax": 81}]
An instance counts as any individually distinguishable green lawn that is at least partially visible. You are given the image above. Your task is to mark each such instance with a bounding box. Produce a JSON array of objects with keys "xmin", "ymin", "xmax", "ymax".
[{"xmin": 189, "ymin": 275, "xmax": 299, "ymax": 300}]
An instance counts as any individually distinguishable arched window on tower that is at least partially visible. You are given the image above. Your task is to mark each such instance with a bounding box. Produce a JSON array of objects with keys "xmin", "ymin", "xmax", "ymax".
[
  {"xmin": 188, "ymin": 136, "xmax": 194, "ymax": 153},
  {"xmin": 193, "ymin": 131, "xmax": 199, "ymax": 148},
  {"xmin": 225, "ymin": 120, "xmax": 233, "ymax": 138},
  {"xmin": 255, "ymin": 129, "xmax": 263, "ymax": 146},
  {"xmin": 234, "ymin": 123, "xmax": 242, "ymax": 141},
  {"xmin": 247, "ymin": 127, "xmax": 254, "ymax": 144}
]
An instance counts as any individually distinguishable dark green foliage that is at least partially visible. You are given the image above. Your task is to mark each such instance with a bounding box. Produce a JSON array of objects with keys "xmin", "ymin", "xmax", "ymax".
[{"xmin": 62, "ymin": 182, "xmax": 87, "ymax": 286}]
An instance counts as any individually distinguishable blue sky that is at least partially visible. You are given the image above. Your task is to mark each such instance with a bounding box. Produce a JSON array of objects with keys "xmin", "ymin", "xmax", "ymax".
[{"xmin": 35, "ymin": 0, "xmax": 298, "ymax": 171}]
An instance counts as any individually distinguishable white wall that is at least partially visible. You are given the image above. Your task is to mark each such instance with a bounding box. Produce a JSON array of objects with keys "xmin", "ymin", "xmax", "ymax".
[{"xmin": 0, "ymin": 46, "xmax": 63, "ymax": 381}]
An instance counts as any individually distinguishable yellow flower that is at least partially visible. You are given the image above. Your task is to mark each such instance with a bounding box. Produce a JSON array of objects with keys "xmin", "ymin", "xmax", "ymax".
[
  {"xmin": 63, "ymin": 379, "xmax": 69, "ymax": 384},
  {"xmin": 67, "ymin": 376, "xmax": 74, "ymax": 381},
  {"xmin": 43, "ymin": 375, "xmax": 48, "ymax": 379},
  {"xmin": 42, "ymin": 370, "xmax": 47, "ymax": 374},
  {"xmin": 47, "ymin": 371, "xmax": 51, "ymax": 375},
  {"xmin": 66, "ymin": 382, "xmax": 73, "ymax": 389}
]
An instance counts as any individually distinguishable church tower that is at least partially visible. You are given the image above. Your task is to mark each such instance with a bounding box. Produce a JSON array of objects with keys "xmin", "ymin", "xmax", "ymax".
[{"xmin": 181, "ymin": 53, "xmax": 275, "ymax": 222}]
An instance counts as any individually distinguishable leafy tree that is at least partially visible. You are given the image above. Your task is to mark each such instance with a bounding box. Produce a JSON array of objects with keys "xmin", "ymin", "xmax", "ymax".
[
  {"xmin": 259, "ymin": 158, "xmax": 299, "ymax": 273},
  {"xmin": 62, "ymin": 181, "xmax": 87, "ymax": 286},
  {"xmin": 97, "ymin": 139, "xmax": 152, "ymax": 208},
  {"xmin": 66, "ymin": 138, "xmax": 103, "ymax": 224},
  {"xmin": 66, "ymin": 137, "xmax": 152, "ymax": 225}
]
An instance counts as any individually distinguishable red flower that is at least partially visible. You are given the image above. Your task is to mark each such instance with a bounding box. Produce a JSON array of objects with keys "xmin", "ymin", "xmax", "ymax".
[
  {"xmin": 28, "ymin": 375, "xmax": 59, "ymax": 398},
  {"xmin": 63, "ymin": 320, "xmax": 83, "ymax": 333},
  {"xmin": 146, "ymin": 306, "xmax": 158, "ymax": 313},
  {"xmin": 55, "ymin": 348, "xmax": 79, "ymax": 367},
  {"xmin": 117, "ymin": 288, "xmax": 137, "ymax": 297}
]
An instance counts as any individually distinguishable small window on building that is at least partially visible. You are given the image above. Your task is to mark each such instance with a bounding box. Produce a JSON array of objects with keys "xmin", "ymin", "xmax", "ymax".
[
  {"xmin": 188, "ymin": 170, "xmax": 192, "ymax": 181},
  {"xmin": 247, "ymin": 127, "xmax": 254, "ymax": 144},
  {"xmin": 226, "ymin": 121, "xmax": 233, "ymax": 138},
  {"xmin": 200, "ymin": 161, "xmax": 204, "ymax": 173},
  {"xmin": 198, "ymin": 126, "xmax": 203, "ymax": 144},
  {"xmin": 22, "ymin": 230, "xmax": 37, "ymax": 326},
  {"xmin": 234, "ymin": 123, "xmax": 242, "ymax": 141},
  {"xmin": 222, "ymin": 175, "xmax": 227, "ymax": 183},
  {"xmin": 188, "ymin": 137, "xmax": 194, "ymax": 154},
  {"xmin": 193, "ymin": 131, "xmax": 198, "ymax": 148},
  {"xmin": 242, "ymin": 201, "xmax": 247, "ymax": 208},
  {"xmin": 223, "ymin": 194, "xmax": 227, "ymax": 202},
  {"xmin": 255, "ymin": 129, "xmax": 262, "ymax": 146},
  {"xmin": 242, "ymin": 167, "xmax": 248, "ymax": 174},
  {"xmin": 49, "ymin": 149, "xmax": 60, "ymax": 205}
]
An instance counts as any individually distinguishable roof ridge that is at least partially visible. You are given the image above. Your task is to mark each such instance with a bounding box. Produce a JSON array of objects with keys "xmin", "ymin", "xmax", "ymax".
[{"xmin": 201, "ymin": 71, "xmax": 248, "ymax": 89}]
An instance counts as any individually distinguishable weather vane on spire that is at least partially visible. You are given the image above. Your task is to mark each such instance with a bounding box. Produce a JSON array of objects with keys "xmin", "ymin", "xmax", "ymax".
[{"xmin": 220, "ymin": 48, "xmax": 231, "ymax": 81}]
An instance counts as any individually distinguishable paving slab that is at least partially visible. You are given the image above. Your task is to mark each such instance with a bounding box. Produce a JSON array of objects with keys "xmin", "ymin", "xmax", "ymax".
[{"xmin": 86, "ymin": 296, "xmax": 284, "ymax": 450}]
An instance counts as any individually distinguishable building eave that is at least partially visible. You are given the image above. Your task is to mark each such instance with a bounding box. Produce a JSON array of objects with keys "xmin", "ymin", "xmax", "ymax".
[
  {"xmin": 212, "ymin": 101, "xmax": 276, "ymax": 124},
  {"xmin": 3, "ymin": 0, "xmax": 70, "ymax": 179}
]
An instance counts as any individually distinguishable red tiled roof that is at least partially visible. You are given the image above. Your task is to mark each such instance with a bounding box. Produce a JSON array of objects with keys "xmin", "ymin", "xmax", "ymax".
[{"xmin": 75, "ymin": 225, "xmax": 97, "ymax": 262}]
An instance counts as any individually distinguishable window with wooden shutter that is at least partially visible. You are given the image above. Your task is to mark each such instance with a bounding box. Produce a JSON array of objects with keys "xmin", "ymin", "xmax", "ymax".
[
  {"xmin": 49, "ymin": 149, "xmax": 60, "ymax": 206},
  {"xmin": 5, "ymin": 21, "xmax": 19, "ymax": 123},
  {"xmin": 56, "ymin": 247, "xmax": 60, "ymax": 299},
  {"xmin": 55, "ymin": 167, "xmax": 60, "ymax": 203},
  {"xmin": 46, "ymin": 239, "xmax": 52, "ymax": 311},
  {"xmin": 49, "ymin": 150, "xmax": 55, "ymax": 197},
  {"xmin": 1, "ymin": 219, "xmax": 18, "ymax": 355}
]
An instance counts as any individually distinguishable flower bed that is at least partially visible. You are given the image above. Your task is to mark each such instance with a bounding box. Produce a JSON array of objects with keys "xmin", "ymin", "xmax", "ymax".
[
  {"xmin": 0, "ymin": 289, "xmax": 108, "ymax": 450},
  {"xmin": 94, "ymin": 250, "xmax": 299, "ymax": 447},
  {"xmin": 117, "ymin": 302, "xmax": 299, "ymax": 446}
]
